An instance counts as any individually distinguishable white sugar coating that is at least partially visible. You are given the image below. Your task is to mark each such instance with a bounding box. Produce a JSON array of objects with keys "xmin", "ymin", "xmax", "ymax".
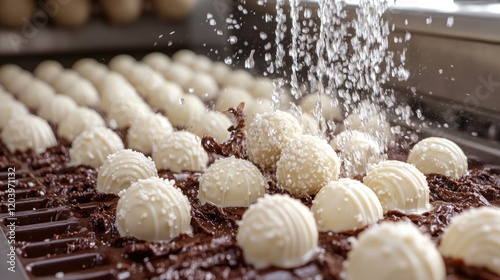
[
  {"xmin": 245, "ymin": 98, "xmax": 273, "ymax": 128},
  {"xmin": 215, "ymin": 86, "xmax": 254, "ymax": 113},
  {"xmin": 126, "ymin": 64, "xmax": 164, "ymax": 98},
  {"xmin": 108, "ymin": 54, "xmax": 136, "ymax": 74},
  {"xmin": 440, "ymin": 207, "xmax": 500, "ymax": 276},
  {"xmin": 70, "ymin": 126, "xmax": 124, "ymax": 168},
  {"xmin": 186, "ymin": 72, "xmax": 219, "ymax": 101},
  {"xmin": 37, "ymin": 95, "xmax": 78, "ymax": 125},
  {"xmin": 345, "ymin": 222, "xmax": 446, "ymax": 280},
  {"xmin": 299, "ymin": 113, "xmax": 322, "ymax": 137},
  {"xmin": 223, "ymin": 69, "xmax": 255, "ymax": 91},
  {"xmin": 246, "ymin": 110, "xmax": 303, "ymax": 169},
  {"xmin": 344, "ymin": 112, "xmax": 393, "ymax": 147},
  {"xmin": 331, "ymin": 130, "xmax": 383, "ymax": 176},
  {"xmin": 146, "ymin": 81, "xmax": 184, "ymax": 110},
  {"xmin": 127, "ymin": 113, "xmax": 174, "ymax": 155},
  {"xmin": 57, "ymin": 107, "xmax": 106, "ymax": 142},
  {"xmin": 115, "ymin": 177, "xmax": 192, "ymax": 242},
  {"xmin": 276, "ymin": 134, "xmax": 341, "ymax": 196},
  {"xmin": 142, "ymin": 52, "xmax": 171, "ymax": 71},
  {"xmin": 1, "ymin": 114, "xmax": 57, "ymax": 154},
  {"xmin": 97, "ymin": 149, "xmax": 158, "ymax": 194},
  {"xmin": 152, "ymin": 131, "xmax": 208, "ymax": 172},
  {"xmin": 172, "ymin": 49, "xmax": 197, "ymax": 67},
  {"xmin": 250, "ymin": 77, "xmax": 274, "ymax": 99},
  {"xmin": 163, "ymin": 63, "xmax": 194, "ymax": 89},
  {"xmin": 236, "ymin": 194, "xmax": 318, "ymax": 269},
  {"xmin": 192, "ymin": 55, "xmax": 213, "ymax": 72},
  {"xmin": 34, "ymin": 60, "xmax": 64, "ymax": 84},
  {"xmin": 0, "ymin": 101, "xmax": 29, "ymax": 129},
  {"xmin": 408, "ymin": 137, "xmax": 468, "ymax": 179},
  {"xmin": 189, "ymin": 110, "xmax": 232, "ymax": 143},
  {"xmin": 312, "ymin": 179, "xmax": 383, "ymax": 232},
  {"xmin": 198, "ymin": 156, "xmax": 268, "ymax": 207},
  {"xmin": 165, "ymin": 94, "xmax": 205, "ymax": 128},
  {"xmin": 4, "ymin": 71, "xmax": 33, "ymax": 95},
  {"xmin": 0, "ymin": 64, "xmax": 23, "ymax": 86},
  {"xmin": 363, "ymin": 160, "xmax": 431, "ymax": 214},
  {"xmin": 300, "ymin": 93, "xmax": 343, "ymax": 121},
  {"xmin": 210, "ymin": 61, "xmax": 231, "ymax": 85},
  {"xmin": 17, "ymin": 80, "xmax": 56, "ymax": 110},
  {"xmin": 106, "ymin": 98, "xmax": 152, "ymax": 129}
]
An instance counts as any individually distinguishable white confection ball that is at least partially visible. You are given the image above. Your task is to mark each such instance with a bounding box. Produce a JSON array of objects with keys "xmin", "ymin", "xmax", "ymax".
[
  {"xmin": 344, "ymin": 112, "xmax": 393, "ymax": 147},
  {"xmin": 108, "ymin": 54, "xmax": 136, "ymax": 74},
  {"xmin": 300, "ymin": 93, "xmax": 343, "ymax": 121},
  {"xmin": 245, "ymin": 98, "xmax": 273, "ymax": 128},
  {"xmin": 189, "ymin": 111, "xmax": 232, "ymax": 143},
  {"xmin": 53, "ymin": 70, "xmax": 80, "ymax": 93},
  {"xmin": 345, "ymin": 222, "xmax": 446, "ymax": 280},
  {"xmin": 152, "ymin": 0, "xmax": 197, "ymax": 21},
  {"xmin": 215, "ymin": 86, "xmax": 254, "ymax": 113},
  {"xmin": 57, "ymin": 107, "xmax": 106, "ymax": 142},
  {"xmin": 186, "ymin": 71, "xmax": 219, "ymax": 101},
  {"xmin": 331, "ymin": 130, "xmax": 383, "ymax": 176},
  {"xmin": 116, "ymin": 177, "xmax": 192, "ymax": 242},
  {"xmin": 52, "ymin": 0, "xmax": 92, "ymax": 28},
  {"xmin": 172, "ymin": 49, "xmax": 197, "ymax": 67},
  {"xmin": 236, "ymin": 194, "xmax": 318, "ymax": 269},
  {"xmin": 72, "ymin": 58, "xmax": 98, "ymax": 75},
  {"xmin": 0, "ymin": 90, "xmax": 14, "ymax": 104},
  {"xmin": 299, "ymin": 113, "xmax": 322, "ymax": 137},
  {"xmin": 0, "ymin": 0, "xmax": 35, "ymax": 28},
  {"xmin": 106, "ymin": 98, "xmax": 151, "ymax": 129},
  {"xmin": 97, "ymin": 149, "xmax": 158, "ymax": 194},
  {"xmin": 312, "ymin": 179, "xmax": 382, "ymax": 232},
  {"xmin": 70, "ymin": 126, "xmax": 124, "ymax": 168},
  {"xmin": 165, "ymin": 94, "xmax": 206, "ymax": 128},
  {"xmin": 142, "ymin": 52, "xmax": 171, "ymax": 71},
  {"xmin": 250, "ymin": 77, "xmax": 274, "ymax": 99},
  {"xmin": 192, "ymin": 55, "xmax": 213, "ymax": 72},
  {"xmin": 34, "ymin": 60, "xmax": 64, "ymax": 84},
  {"xmin": 440, "ymin": 207, "xmax": 500, "ymax": 276},
  {"xmin": 64, "ymin": 79, "xmax": 100, "ymax": 107},
  {"xmin": 246, "ymin": 110, "xmax": 303, "ymax": 169},
  {"xmin": 0, "ymin": 64, "xmax": 23, "ymax": 86},
  {"xmin": 211, "ymin": 61, "xmax": 231, "ymax": 86},
  {"xmin": 163, "ymin": 62, "xmax": 194, "ymax": 89},
  {"xmin": 73, "ymin": 58, "xmax": 108, "ymax": 85},
  {"xmin": 100, "ymin": 0, "xmax": 142, "ymax": 25},
  {"xmin": 408, "ymin": 137, "xmax": 468, "ymax": 179},
  {"xmin": 38, "ymin": 94, "xmax": 78, "ymax": 125},
  {"xmin": 363, "ymin": 160, "xmax": 431, "ymax": 214},
  {"xmin": 146, "ymin": 81, "xmax": 184, "ymax": 110},
  {"xmin": 1, "ymin": 114, "xmax": 57, "ymax": 154},
  {"xmin": 276, "ymin": 134, "xmax": 341, "ymax": 196},
  {"xmin": 198, "ymin": 156, "xmax": 267, "ymax": 207},
  {"xmin": 152, "ymin": 131, "xmax": 208, "ymax": 172},
  {"xmin": 127, "ymin": 113, "xmax": 174, "ymax": 155},
  {"xmin": 223, "ymin": 69, "xmax": 255, "ymax": 90},
  {"xmin": 0, "ymin": 101, "xmax": 29, "ymax": 129},
  {"xmin": 4, "ymin": 71, "xmax": 33, "ymax": 95},
  {"xmin": 127, "ymin": 64, "xmax": 164, "ymax": 98},
  {"xmin": 17, "ymin": 80, "xmax": 56, "ymax": 110}
]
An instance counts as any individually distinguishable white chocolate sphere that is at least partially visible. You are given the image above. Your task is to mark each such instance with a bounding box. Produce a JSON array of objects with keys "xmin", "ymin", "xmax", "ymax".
[
  {"xmin": 198, "ymin": 156, "xmax": 267, "ymax": 207},
  {"xmin": 312, "ymin": 179, "xmax": 382, "ymax": 232},
  {"xmin": 236, "ymin": 194, "xmax": 318, "ymax": 269},
  {"xmin": 250, "ymin": 77, "xmax": 274, "ymax": 99},
  {"xmin": 440, "ymin": 207, "xmax": 500, "ymax": 276},
  {"xmin": 165, "ymin": 94, "xmax": 205, "ymax": 128},
  {"xmin": 223, "ymin": 69, "xmax": 255, "ymax": 91},
  {"xmin": 192, "ymin": 55, "xmax": 213, "ymax": 73},
  {"xmin": 146, "ymin": 81, "xmax": 184, "ymax": 110},
  {"xmin": 172, "ymin": 49, "xmax": 197, "ymax": 66},
  {"xmin": 127, "ymin": 64, "xmax": 164, "ymax": 98},
  {"xmin": 189, "ymin": 111, "xmax": 232, "ymax": 143},
  {"xmin": 17, "ymin": 80, "xmax": 56, "ymax": 110},
  {"xmin": 142, "ymin": 52, "xmax": 171, "ymax": 72},
  {"xmin": 57, "ymin": 107, "xmax": 106, "ymax": 142},
  {"xmin": 37, "ymin": 94, "xmax": 78, "ymax": 124},
  {"xmin": 408, "ymin": 137, "xmax": 468, "ymax": 179},
  {"xmin": 70, "ymin": 127, "xmax": 124, "ymax": 168},
  {"xmin": 4, "ymin": 71, "xmax": 32, "ymax": 95},
  {"xmin": 244, "ymin": 98, "xmax": 273, "ymax": 128},
  {"xmin": 152, "ymin": 0, "xmax": 198, "ymax": 21},
  {"xmin": 215, "ymin": 86, "xmax": 254, "ymax": 113},
  {"xmin": 186, "ymin": 72, "xmax": 219, "ymax": 101},
  {"xmin": 106, "ymin": 98, "xmax": 151, "ymax": 129},
  {"xmin": 163, "ymin": 63, "xmax": 194, "ymax": 89},
  {"xmin": 300, "ymin": 93, "xmax": 343, "ymax": 121},
  {"xmin": 116, "ymin": 177, "xmax": 192, "ymax": 242},
  {"xmin": 51, "ymin": 0, "xmax": 92, "ymax": 28},
  {"xmin": 53, "ymin": 71, "xmax": 80, "ymax": 93},
  {"xmin": 299, "ymin": 113, "xmax": 322, "ymax": 137},
  {"xmin": 0, "ymin": 0, "xmax": 35, "ymax": 28},
  {"xmin": 363, "ymin": 160, "xmax": 431, "ymax": 214},
  {"xmin": 0, "ymin": 64, "xmax": 23, "ymax": 86},
  {"xmin": 1, "ymin": 114, "xmax": 57, "ymax": 154},
  {"xmin": 109, "ymin": 54, "xmax": 136, "ymax": 74},
  {"xmin": 100, "ymin": 0, "xmax": 142, "ymax": 25},
  {"xmin": 344, "ymin": 112, "xmax": 393, "ymax": 147},
  {"xmin": 34, "ymin": 60, "xmax": 64, "ymax": 84},
  {"xmin": 97, "ymin": 149, "xmax": 158, "ymax": 194},
  {"xmin": 276, "ymin": 134, "xmax": 341, "ymax": 196},
  {"xmin": 211, "ymin": 61, "xmax": 231, "ymax": 86},
  {"xmin": 345, "ymin": 222, "xmax": 446, "ymax": 280},
  {"xmin": 0, "ymin": 101, "xmax": 29, "ymax": 129},
  {"xmin": 127, "ymin": 113, "xmax": 174, "ymax": 155},
  {"xmin": 331, "ymin": 130, "xmax": 383, "ymax": 176},
  {"xmin": 246, "ymin": 110, "xmax": 303, "ymax": 169},
  {"xmin": 152, "ymin": 131, "xmax": 208, "ymax": 172}
]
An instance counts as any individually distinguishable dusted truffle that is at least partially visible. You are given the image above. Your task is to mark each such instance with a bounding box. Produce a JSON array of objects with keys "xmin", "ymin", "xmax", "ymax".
[
  {"xmin": 69, "ymin": 127, "xmax": 124, "ymax": 168},
  {"xmin": 1, "ymin": 114, "xmax": 57, "ymax": 154},
  {"xmin": 152, "ymin": 131, "xmax": 208, "ymax": 172}
]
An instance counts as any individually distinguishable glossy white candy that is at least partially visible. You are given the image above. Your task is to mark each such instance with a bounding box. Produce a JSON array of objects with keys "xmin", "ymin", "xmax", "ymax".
[
  {"xmin": 152, "ymin": 131, "xmax": 208, "ymax": 172},
  {"xmin": 1, "ymin": 114, "xmax": 57, "ymax": 154},
  {"xmin": 69, "ymin": 127, "xmax": 124, "ymax": 168},
  {"xmin": 127, "ymin": 113, "xmax": 174, "ymax": 155}
]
